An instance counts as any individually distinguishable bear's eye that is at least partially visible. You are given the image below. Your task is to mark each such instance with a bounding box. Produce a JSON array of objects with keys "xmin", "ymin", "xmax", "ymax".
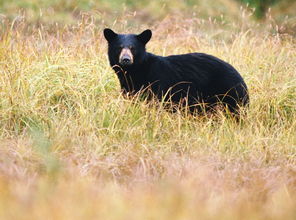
[
  {"xmin": 129, "ymin": 46, "xmax": 135, "ymax": 52},
  {"xmin": 117, "ymin": 45, "xmax": 123, "ymax": 52}
]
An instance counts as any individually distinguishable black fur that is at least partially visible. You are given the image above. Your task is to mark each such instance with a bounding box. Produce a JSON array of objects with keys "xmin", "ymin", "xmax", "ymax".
[{"xmin": 104, "ymin": 28, "xmax": 249, "ymax": 114}]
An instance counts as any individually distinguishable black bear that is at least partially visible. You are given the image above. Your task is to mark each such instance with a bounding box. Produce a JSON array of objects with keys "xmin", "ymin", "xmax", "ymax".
[{"xmin": 103, "ymin": 28, "xmax": 249, "ymax": 114}]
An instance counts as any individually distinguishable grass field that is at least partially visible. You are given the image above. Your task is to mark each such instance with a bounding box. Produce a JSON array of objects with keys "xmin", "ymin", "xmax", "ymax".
[{"xmin": 0, "ymin": 0, "xmax": 296, "ymax": 219}]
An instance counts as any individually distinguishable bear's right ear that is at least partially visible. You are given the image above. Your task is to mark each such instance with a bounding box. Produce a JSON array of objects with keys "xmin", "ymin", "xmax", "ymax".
[{"xmin": 104, "ymin": 28, "xmax": 118, "ymax": 42}]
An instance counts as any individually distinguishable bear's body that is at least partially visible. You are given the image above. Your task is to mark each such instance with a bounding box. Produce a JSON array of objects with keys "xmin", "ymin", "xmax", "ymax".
[{"xmin": 104, "ymin": 29, "xmax": 249, "ymax": 114}]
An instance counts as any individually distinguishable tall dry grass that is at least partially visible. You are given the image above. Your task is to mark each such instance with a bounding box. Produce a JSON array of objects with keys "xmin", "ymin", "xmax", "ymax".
[{"xmin": 0, "ymin": 6, "xmax": 295, "ymax": 220}]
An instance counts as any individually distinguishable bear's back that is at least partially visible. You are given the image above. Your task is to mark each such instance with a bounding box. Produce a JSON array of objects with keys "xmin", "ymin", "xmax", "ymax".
[{"xmin": 142, "ymin": 52, "xmax": 248, "ymax": 111}]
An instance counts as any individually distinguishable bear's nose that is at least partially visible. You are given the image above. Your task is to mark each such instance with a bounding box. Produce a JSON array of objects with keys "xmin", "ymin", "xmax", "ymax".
[{"xmin": 120, "ymin": 55, "xmax": 132, "ymax": 65}]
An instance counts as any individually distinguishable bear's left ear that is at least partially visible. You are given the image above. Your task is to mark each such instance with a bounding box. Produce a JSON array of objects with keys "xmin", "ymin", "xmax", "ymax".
[
  {"xmin": 137, "ymin": 29, "xmax": 152, "ymax": 45},
  {"xmin": 104, "ymin": 28, "xmax": 118, "ymax": 42}
]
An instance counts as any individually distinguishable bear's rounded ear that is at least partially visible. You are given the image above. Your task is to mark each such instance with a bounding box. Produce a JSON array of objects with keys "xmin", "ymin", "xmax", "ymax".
[
  {"xmin": 137, "ymin": 29, "xmax": 152, "ymax": 45},
  {"xmin": 104, "ymin": 28, "xmax": 118, "ymax": 42}
]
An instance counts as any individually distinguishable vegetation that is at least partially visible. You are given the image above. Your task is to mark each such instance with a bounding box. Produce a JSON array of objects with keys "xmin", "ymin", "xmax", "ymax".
[
  {"xmin": 0, "ymin": 0, "xmax": 295, "ymax": 219},
  {"xmin": 239, "ymin": 0, "xmax": 278, "ymax": 18}
]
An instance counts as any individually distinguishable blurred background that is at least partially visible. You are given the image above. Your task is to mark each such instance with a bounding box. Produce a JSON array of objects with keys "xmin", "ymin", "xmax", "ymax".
[{"xmin": 0, "ymin": 0, "xmax": 295, "ymax": 33}]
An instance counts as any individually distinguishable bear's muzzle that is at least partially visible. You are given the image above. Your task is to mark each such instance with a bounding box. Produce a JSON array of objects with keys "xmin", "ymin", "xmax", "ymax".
[{"xmin": 119, "ymin": 48, "xmax": 134, "ymax": 66}]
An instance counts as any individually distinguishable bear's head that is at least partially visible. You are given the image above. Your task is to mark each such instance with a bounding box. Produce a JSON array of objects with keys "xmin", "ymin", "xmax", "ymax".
[{"xmin": 103, "ymin": 28, "xmax": 152, "ymax": 69}]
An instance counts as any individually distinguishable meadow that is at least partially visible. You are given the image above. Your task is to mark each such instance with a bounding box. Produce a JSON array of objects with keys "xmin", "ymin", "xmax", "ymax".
[{"xmin": 0, "ymin": 0, "xmax": 295, "ymax": 219}]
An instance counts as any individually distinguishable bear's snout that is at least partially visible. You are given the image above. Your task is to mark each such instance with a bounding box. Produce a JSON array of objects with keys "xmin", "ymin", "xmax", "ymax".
[{"xmin": 119, "ymin": 48, "xmax": 133, "ymax": 66}]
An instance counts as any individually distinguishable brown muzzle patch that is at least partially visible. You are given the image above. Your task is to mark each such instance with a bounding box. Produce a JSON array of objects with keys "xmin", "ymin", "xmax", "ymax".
[{"xmin": 119, "ymin": 48, "xmax": 134, "ymax": 65}]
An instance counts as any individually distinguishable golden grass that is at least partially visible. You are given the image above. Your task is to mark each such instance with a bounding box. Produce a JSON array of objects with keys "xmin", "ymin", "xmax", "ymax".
[{"xmin": 0, "ymin": 7, "xmax": 296, "ymax": 220}]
